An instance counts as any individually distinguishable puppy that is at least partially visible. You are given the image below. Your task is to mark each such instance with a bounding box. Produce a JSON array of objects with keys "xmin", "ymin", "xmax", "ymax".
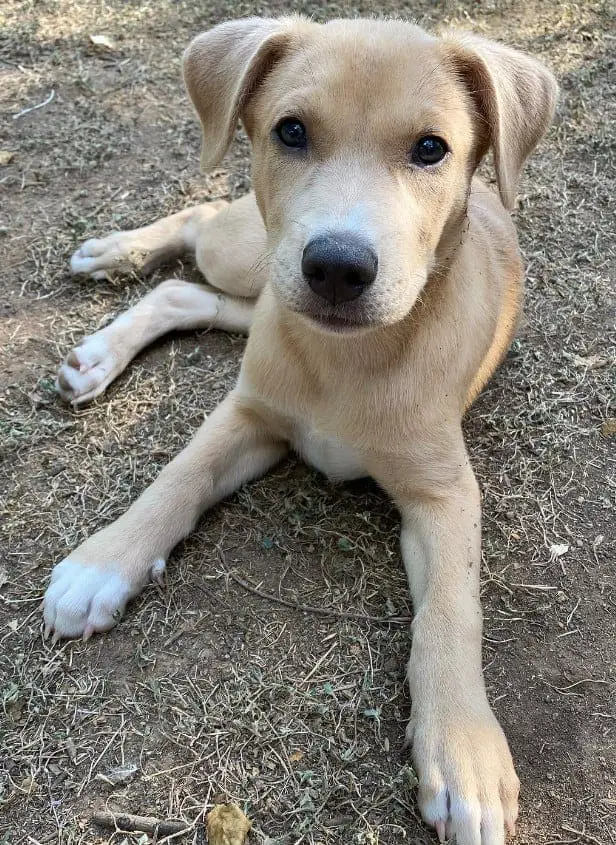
[{"xmin": 45, "ymin": 17, "xmax": 558, "ymax": 844}]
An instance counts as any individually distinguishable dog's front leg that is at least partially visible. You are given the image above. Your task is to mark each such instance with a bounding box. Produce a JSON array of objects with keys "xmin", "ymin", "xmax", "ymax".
[
  {"xmin": 44, "ymin": 393, "xmax": 287, "ymax": 641},
  {"xmin": 372, "ymin": 448, "xmax": 519, "ymax": 845}
]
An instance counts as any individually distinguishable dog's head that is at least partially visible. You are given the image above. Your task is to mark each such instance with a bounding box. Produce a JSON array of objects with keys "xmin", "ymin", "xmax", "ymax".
[{"xmin": 184, "ymin": 17, "xmax": 557, "ymax": 333}]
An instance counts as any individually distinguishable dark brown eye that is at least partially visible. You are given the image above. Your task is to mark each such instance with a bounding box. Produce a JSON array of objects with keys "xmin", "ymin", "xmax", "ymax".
[
  {"xmin": 412, "ymin": 136, "xmax": 449, "ymax": 166},
  {"xmin": 275, "ymin": 118, "xmax": 307, "ymax": 150}
]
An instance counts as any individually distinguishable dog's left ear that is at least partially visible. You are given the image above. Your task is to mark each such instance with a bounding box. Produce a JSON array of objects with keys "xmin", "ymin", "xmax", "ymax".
[
  {"xmin": 184, "ymin": 17, "xmax": 301, "ymax": 172},
  {"xmin": 444, "ymin": 34, "xmax": 558, "ymax": 209}
]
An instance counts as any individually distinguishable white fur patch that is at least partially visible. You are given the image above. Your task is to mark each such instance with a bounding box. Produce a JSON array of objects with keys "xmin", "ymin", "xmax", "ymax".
[
  {"xmin": 70, "ymin": 239, "xmax": 105, "ymax": 275},
  {"xmin": 74, "ymin": 333, "xmax": 111, "ymax": 369},
  {"xmin": 70, "ymin": 234, "xmax": 128, "ymax": 278},
  {"xmin": 303, "ymin": 202, "xmax": 376, "ymax": 247},
  {"xmin": 43, "ymin": 559, "xmax": 137, "ymax": 640},
  {"xmin": 56, "ymin": 331, "xmax": 124, "ymax": 405},
  {"xmin": 420, "ymin": 786, "xmax": 449, "ymax": 828},
  {"xmin": 293, "ymin": 425, "xmax": 366, "ymax": 481}
]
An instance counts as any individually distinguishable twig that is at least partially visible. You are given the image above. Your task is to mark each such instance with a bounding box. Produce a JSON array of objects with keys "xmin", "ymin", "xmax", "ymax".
[
  {"xmin": 92, "ymin": 811, "xmax": 190, "ymax": 837},
  {"xmin": 557, "ymin": 678, "xmax": 608, "ymax": 691},
  {"xmin": 561, "ymin": 824, "xmax": 604, "ymax": 845},
  {"xmin": 509, "ymin": 583, "xmax": 558, "ymax": 591},
  {"xmin": 13, "ymin": 89, "xmax": 55, "ymax": 120},
  {"xmin": 226, "ymin": 570, "xmax": 413, "ymax": 625},
  {"xmin": 300, "ymin": 643, "xmax": 338, "ymax": 686}
]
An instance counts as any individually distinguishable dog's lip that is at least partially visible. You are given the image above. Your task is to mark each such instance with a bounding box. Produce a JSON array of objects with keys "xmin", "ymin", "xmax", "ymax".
[{"xmin": 302, "ymin": 311, "xmax": 373, "ymax": 333}]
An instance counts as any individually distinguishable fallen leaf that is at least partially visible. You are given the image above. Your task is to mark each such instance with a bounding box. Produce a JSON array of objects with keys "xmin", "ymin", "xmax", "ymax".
[
  {"xmin": 569, "ymin": 353, "xmax": 609, "ymax": 370},
  {"xmin": 207, "ymin": 803, "xmax": 251, "ymax": 845},
  {"xmin": 289, "ymin": 750, "xmax": 304, "ymax": 763},
  {"xmin": 600, "ymin": 419, "xmax": 616, "ymax": 436},
  {"xmin": 104, "ymin": 763, "xmax": 138, "ymax": 785},
  {"xmin": 0, "ymin": 150, "xmax": 14, "ymax": 166},
  {"xmin": 362, "ymin": 707, "xmax": 381, "ymax": 720},
  {"xmin": 89, "ymin": 34, "xmax": 117, "ymax": 50},
  {"xmin": 549, "ymin": 543, "xmax": 569, "ymax": 562},
  {"xmin": 64, "ymin": 737, "xmax": 77, "ymax": 764},
  {"xmin": 399, "ymin": 764, "xmax": 419, "ymax": 791},
  {"xmin": 7, "ymin": 619, "xmax": 18, "ymax": 632},
  {"xmin": 0, "ymin": 566, "xmax": 7, "ymax": 589}
]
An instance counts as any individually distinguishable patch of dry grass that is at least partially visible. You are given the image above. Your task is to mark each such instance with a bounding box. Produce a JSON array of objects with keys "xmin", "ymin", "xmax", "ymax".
[{"xmin": 1, "ymin": 1, "xmax": 614, "ymax": 844}]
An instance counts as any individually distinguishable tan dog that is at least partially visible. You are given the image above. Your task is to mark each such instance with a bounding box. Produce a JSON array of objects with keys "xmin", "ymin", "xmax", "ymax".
[{"xmin": 44, "ymin": 17, "xmax": 558, "ymax": 845}]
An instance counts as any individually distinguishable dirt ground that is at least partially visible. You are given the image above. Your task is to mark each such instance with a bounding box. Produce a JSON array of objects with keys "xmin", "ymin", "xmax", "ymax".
[{"xmin": 0, "ymin": 0, "xmax": 614, "ymax": 843}]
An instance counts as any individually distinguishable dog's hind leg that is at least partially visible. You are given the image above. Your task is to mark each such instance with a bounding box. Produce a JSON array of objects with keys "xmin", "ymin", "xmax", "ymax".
[
  {"xmin": 57, "ymin": 279, "xmax": 254, "ymax": 405},
  {"xmin": 60, "ymin": 193, "xmax": 267, "ymax": 404},
  {"xmin": 192, "ymin": 192, "xmax": 268, "ymax": 298},
  {"xmin": 70, "ymin": 200, "xmax": 231, "ymax": 279},
  {"xmin": 70, "ymin": 192, "xmax": 267, "ymax": 291}
]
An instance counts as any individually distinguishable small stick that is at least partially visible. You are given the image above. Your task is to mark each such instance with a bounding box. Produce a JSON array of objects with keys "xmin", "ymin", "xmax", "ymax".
[
  {"xmin": 13, "ymin": 89, "xmax": 55, "ymax": 120},
  {"xmin": 92, "ymin": 811, "xmax": 189, "ymax": 837},
  {"xmin": 227, "ymin": 569, "xmax": 413, "ymax": 625}
]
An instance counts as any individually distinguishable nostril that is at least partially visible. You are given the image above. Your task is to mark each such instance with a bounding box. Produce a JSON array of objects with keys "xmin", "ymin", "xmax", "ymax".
[
  {"xmin": 346, "ymin": 270, "xmax": 365, "ymax": 288},
  {"xmin": 310, "ymin": 267, "xmax": 326, "ymax": 284}
]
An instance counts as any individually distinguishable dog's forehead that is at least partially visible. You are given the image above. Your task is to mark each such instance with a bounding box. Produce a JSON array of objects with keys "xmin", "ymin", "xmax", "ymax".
[{"xmin": 275, "ymin": 20, "xmax": 463, "ymax": 121}]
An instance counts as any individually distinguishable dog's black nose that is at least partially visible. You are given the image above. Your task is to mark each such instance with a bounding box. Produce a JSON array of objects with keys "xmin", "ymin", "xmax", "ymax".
[{"xmin": 302, "ymin": 234, "xmax": 378, "ymax": 306}]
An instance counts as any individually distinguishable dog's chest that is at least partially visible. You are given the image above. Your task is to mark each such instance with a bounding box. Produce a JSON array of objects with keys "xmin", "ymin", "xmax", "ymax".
[{"xmin": 291, "ymin": 422, "xmax": 366, "ymax": 481}]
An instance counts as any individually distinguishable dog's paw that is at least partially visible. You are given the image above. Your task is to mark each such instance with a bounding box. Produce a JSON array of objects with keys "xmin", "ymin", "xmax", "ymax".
[
  {"xmin": 408, "ymin": 705, "xmax": 519, "ymax": 845},
  {"xmin": 43, "ymin": 557, "xmax": 165, "ymax": 641},
  {"xmin": 56, "ymin": 331, "xmax": 129, "ymax": 405},
  {"xmin": 70, "ymin": 233, "xmax": 136, "ymax": 278}
]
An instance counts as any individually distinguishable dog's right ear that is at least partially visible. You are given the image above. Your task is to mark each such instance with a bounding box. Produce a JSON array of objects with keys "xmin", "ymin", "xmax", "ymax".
[
  {"xmin": 443, "ymin": 33, "xmax": 558, "ymax": 210},
  {"xmin": 183, "ymin": 17, "xmax": 298, "ymax": 172}
]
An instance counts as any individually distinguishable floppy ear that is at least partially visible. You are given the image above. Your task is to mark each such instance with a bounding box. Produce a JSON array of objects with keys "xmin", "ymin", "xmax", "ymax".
[
  {"xmin": 183, "ymin": 17, "xmax": 298, "ymax": 171},
  {"xmin": 444, "ymin": 33, "xmax": 558, "ymax": 209}
]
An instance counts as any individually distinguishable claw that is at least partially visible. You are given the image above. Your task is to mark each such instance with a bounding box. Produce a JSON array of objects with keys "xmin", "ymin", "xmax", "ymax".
[
  {"xmin": 435, "ymin": 820, "xmax": 446, "ymax": 843},
  {"xmin": 506, "ymin": 819, "xmax": 516, "ymax": 838},
  {"xmin": 44, "ymin": 623, "xmax": 51, "ymax": 640},
  {"xmin": 83, "ymin": 624, "xmax": 95, "ymax": 642}
]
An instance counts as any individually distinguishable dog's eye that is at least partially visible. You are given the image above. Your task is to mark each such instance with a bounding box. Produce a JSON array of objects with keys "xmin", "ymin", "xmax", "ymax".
[
  {"xmin": 411, "ymin": 136, "xmax": 449, "ymax": 166},
  {"xmin": 275, "ymin": 118, "xmax": 307, "ymax": 150}
]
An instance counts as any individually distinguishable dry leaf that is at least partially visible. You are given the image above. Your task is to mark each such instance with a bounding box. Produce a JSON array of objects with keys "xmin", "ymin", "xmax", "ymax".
[
  {"xmin": 207, "ymin": 803, "xmax": 251, "ymax": 845},
  {"xmin": 289, "ymin": 750, "xmax": 304, "ymax": 763},
  {"xmin": 549, "ymin": 543, "xmax": 569, "ymax": 562},
  {"xmin": 0, "ymin": 566, "xmax": 8, "ymax": 589},
  {"xmin": 569, "ymin": 353, "xmax": 609, "ymax": 370},
  {"xmin": 89, "ymin": 34, "xmax": 117, "ymax": 50},
  {"xmin": 600, "ymin": 419, "xmax": 616, "ymax": 436},
  {"xmin": 104, "ymin": 763, "xmax": 138, "ymax": 785},
  {"xmin": 0, "ymin": 150, "xmax": 14, "ymax": 166},
  {"xmin": 65, "ymin": 737, "xmax": 77, "ymax": 763}
]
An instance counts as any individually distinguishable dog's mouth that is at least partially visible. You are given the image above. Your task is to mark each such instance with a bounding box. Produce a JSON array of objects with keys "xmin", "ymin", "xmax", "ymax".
[{"xmin": 300, "ymin": 310, "xmax": 374, "ymax": 334}]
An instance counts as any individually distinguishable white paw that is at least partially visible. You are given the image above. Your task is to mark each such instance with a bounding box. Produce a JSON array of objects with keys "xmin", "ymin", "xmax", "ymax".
[
  {"xmin": 70, "ymin": 233, "xmax": 133, "ymax": 278},
  {"xmin": 56, "ymin": 331, "xmax": 126, "ymax": 405},
  {"xmin": 43, "ymin": 557, "xmax": 166, "ymax": 641},
  {"xmin": 409, "ymin": 708, "xmax": 519, "ymax": 845}
]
